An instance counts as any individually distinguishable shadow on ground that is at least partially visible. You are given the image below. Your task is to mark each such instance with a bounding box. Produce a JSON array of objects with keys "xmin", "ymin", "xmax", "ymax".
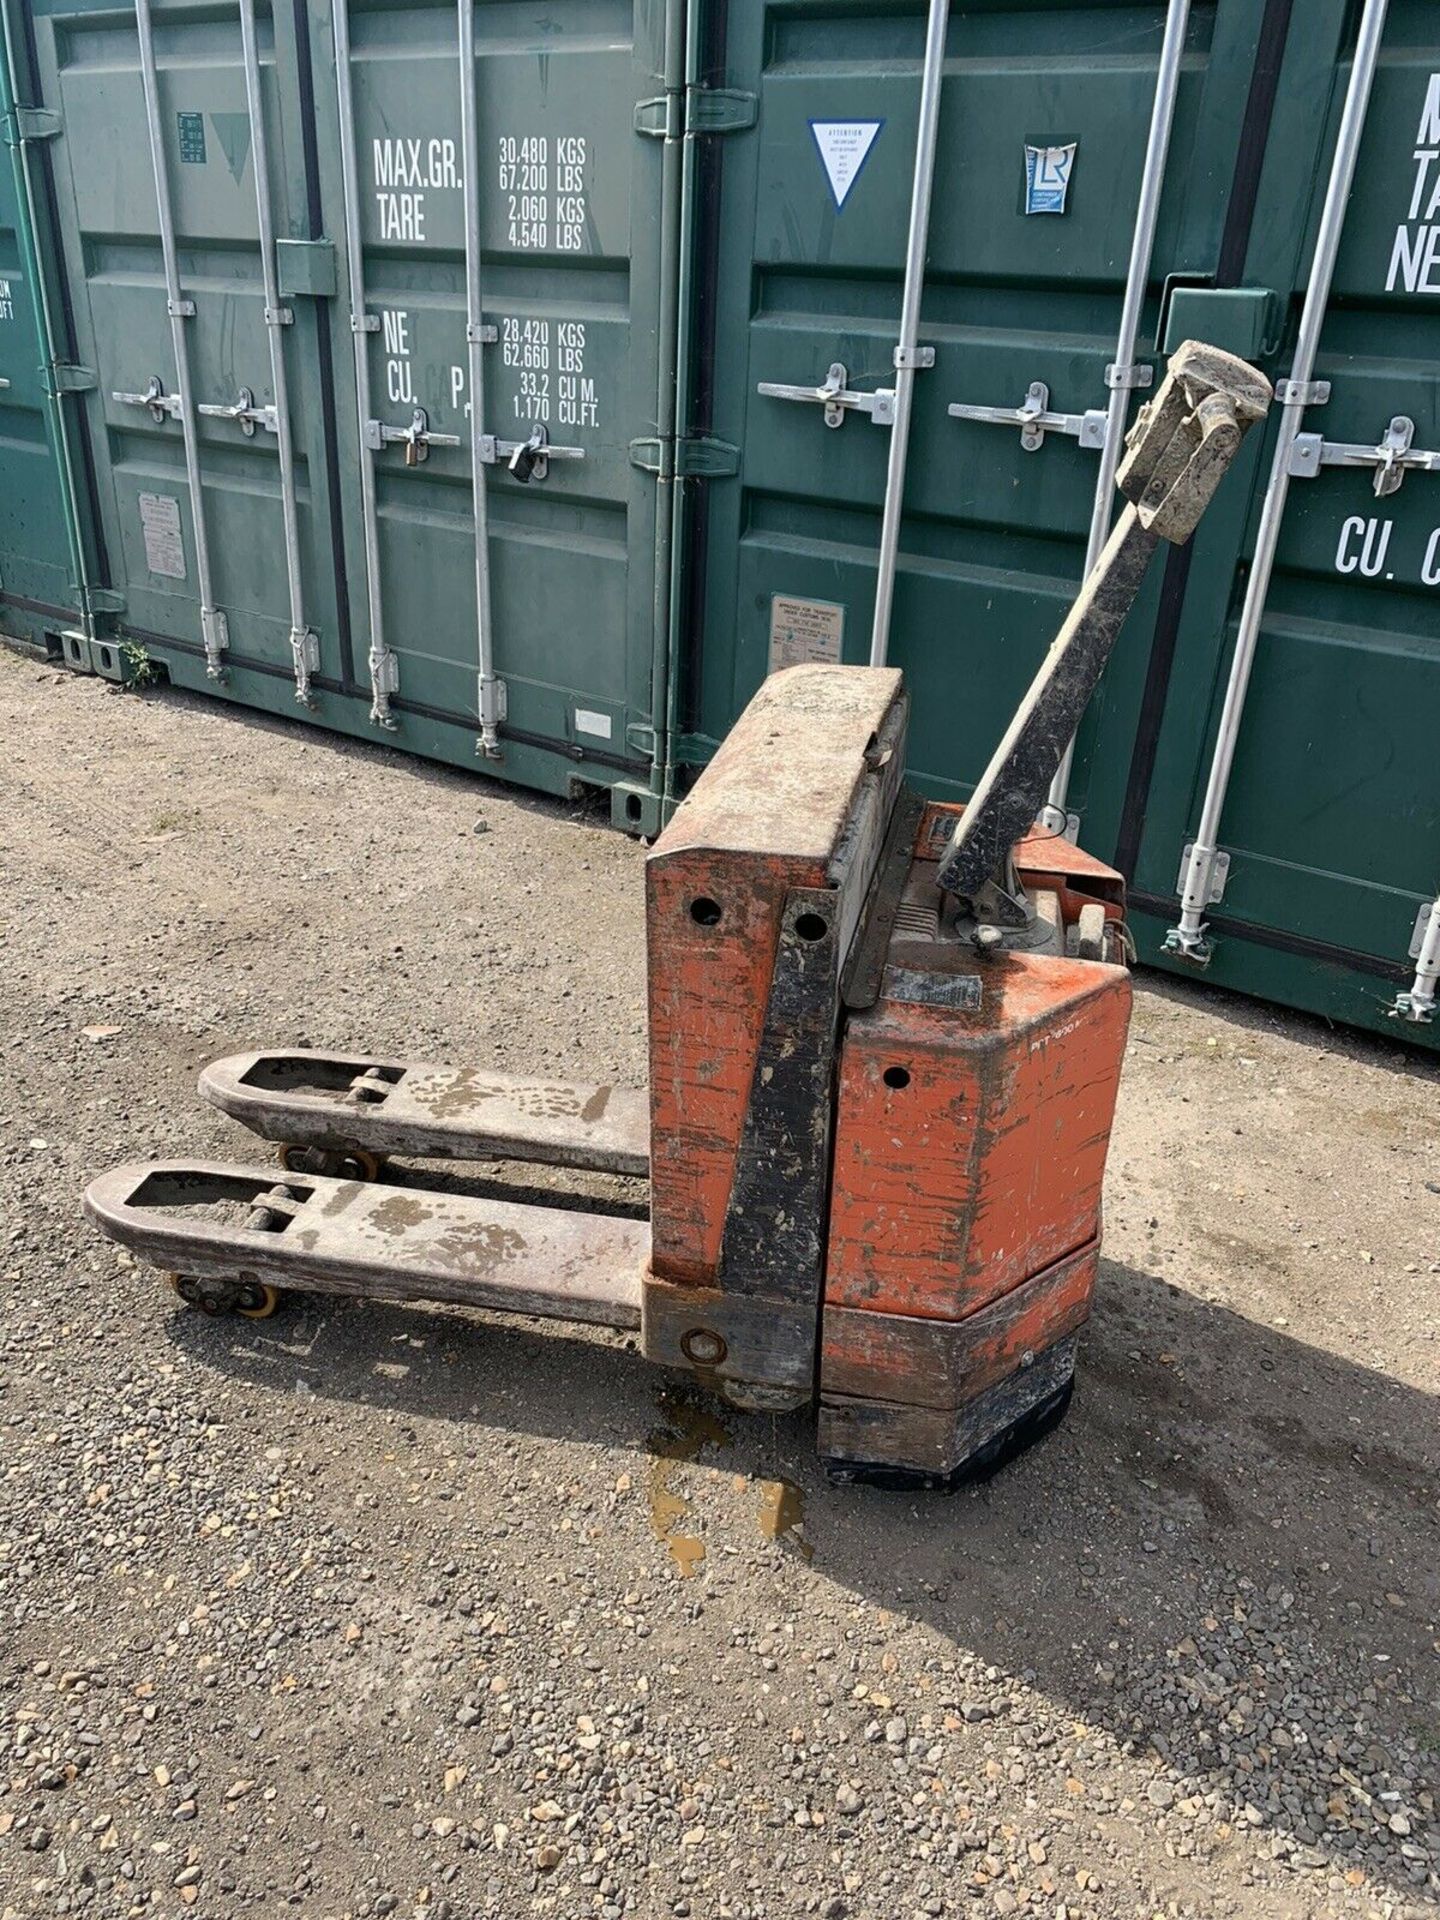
[{"xmin": 166, "ymin": 1251, "xmax": 1440, "ymax": 1900}]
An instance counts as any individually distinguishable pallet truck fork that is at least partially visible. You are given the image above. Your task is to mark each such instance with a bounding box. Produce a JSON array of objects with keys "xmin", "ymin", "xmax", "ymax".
[
  {"xmin": 84, "ymin": 344, "xmax": 1270, "ymax": 1488},
  {"xmin": 198, "ymin": 1050, "xmax": 650, "ymax": 1181}
]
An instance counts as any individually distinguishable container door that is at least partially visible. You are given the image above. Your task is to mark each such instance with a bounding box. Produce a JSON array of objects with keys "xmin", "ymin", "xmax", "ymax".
[
  {"xmin": 1125, "ymin": 3, "xmax": 1440, "ymax": 1036},
  {"xmin": 0, "ymin": 43, "xmax": 81, "ymax": 640},
  {"xmin": 312, "ymin": 0, "xmax": 671, "ymax": 800},
  {"xmin": 678, "ymin": 1, "xmax": 1269, "ymax": 806},
  {"xmin": 19, "ymin": 0, "xmax": 346, "ymax": 695}
]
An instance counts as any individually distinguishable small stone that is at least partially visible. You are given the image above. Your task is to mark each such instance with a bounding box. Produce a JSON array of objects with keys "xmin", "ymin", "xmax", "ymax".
[
  {"xmin": 456, "ymin": 1706, "xmax": 481, "ymax": 1728},
  {"xmin": 835, "ymin": 1783, "xmax": 864, "ymax": 1815},
  {"xmin": 1147, "ymin": 1779, "xmax": 1176, "ymax": 1809},
  {"xmin": 1389, "ymin": 1813, "xmax": 1411, "ymax": 1836},
  {"xmin": 535, "ymin": 1843, "xmax": 562, "ymax": 1871},
  {"xmin": 431, "ymin": 1817, "xmax": 457, "ymax": 1838}
]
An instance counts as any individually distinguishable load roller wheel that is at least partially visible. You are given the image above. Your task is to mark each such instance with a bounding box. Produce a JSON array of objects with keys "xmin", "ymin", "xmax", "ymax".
[
  {"xmin": 235, "ymin": 1280, "xmax": 282, "ymax": 1319},
  {"xmin": 276, "ymin": 1142, "xmax": 384, "ymax": 1182},
  {"xmin": 165, "ymin": 1272, "xmax": 282, "ymax": 1319}
]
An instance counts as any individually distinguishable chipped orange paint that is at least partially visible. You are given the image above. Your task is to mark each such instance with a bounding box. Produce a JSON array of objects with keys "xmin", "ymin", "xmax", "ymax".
[
  {"xmin": 824, "ymin": 809, "xmax": 1130, "ymax": 1333},
  {"xmin": 825, "ymin": 952, "xmax": 1129, "ymax": 1321},
  {"xmin": 821, "ymin": 1240, "xmax": 1098, "ymax": 1409},
  {"xmin": 646, "ymin": 666, "xmax": 904, "ymax": 1291}
]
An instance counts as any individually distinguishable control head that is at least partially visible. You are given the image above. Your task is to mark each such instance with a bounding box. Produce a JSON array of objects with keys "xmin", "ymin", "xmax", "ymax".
[{"xmin": 1115, "ymin": 339, "xmax": 1272, "ymax": 544}]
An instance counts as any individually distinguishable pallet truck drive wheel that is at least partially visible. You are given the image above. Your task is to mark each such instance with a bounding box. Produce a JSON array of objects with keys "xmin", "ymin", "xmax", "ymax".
[{"xmin": 821, "ymin": 1378, "xmax": 1076, "ymax": 1494}]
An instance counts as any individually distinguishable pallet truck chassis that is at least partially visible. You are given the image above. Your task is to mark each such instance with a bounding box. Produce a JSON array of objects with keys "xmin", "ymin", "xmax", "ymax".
[{"xmin": 84, "ymin": 344, "xmax": 1271, "ymax": 1488}]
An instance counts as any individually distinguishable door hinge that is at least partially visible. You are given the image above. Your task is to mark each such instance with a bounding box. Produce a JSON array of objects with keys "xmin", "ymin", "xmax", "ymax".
[
  {"xmin": 630, "ymin": 434, "xmax": 739, "ymax": 479},
  {"xmin": 2, "ymin": 106, "xmax": 61, "ymax": 147},
  {"xmin": 82, "ymin": 587, "xmax": 127, "ymax": 616},
  {"xmin": 44, "ymin": 362, "xmax": 97, "ymax": 396},
  {"xmin": 635, "ymin": 86, "xmax": 757, "ymax": 139}
]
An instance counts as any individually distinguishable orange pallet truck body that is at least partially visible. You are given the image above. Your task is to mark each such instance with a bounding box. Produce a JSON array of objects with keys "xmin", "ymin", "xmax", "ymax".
[{"xmin": 83, "ymin": 344, "xmax": 1270, "ymax": 1488}]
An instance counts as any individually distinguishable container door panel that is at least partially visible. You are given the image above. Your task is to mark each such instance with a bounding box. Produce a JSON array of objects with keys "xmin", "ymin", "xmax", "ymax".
[
  {"xmin": 1128, "ymin": 3, "xmax": 1440, "ymax": 1026},
  {"xmin": 684, "ymin": 0, "xmax": 1261, "ymax": 808},
  {"xmin": 22, "ymin": 0, "xmax": 342, "ymax": 684},
  {"xmin": 0, "ymin": 102, "xmax": 72, "ymax": 628},
  {"xmin": 322, "ymin": 0, "xmax": 665, "ymax": 766}
]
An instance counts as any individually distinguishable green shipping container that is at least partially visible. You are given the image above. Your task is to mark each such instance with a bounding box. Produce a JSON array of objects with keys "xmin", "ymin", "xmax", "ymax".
[
  {"xmin": 1, "ymin": 0, "xmax": 1437, "ymax": 1045},
  {"xmin": 0, "ymin": 6, "xmax": 108, "ymax": 653}
]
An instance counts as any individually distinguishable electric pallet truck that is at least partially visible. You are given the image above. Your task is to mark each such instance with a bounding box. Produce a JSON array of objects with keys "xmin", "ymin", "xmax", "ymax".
[{"xmin": 83, "ymin": 343, "xmax": 1270, "ymax": 1488}]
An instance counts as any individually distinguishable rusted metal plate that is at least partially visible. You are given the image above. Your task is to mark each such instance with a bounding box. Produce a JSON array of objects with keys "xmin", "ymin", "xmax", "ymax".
[
  {"xmin": 200, "ymin": 1050, "xmax": 648, "ymax": 1176},
  {"xmin": 821, "ymin": 1240, "xmax": 1097, "ymax": 1408},
  {"xmin": 641, "ymin": 1277, "xmax": 816, "ymax": 1412},
  {"xmin": 83, "ymin": 1162, "xmax": 645, "ymax": 1328},
  {"xmin": 819, "ymin": 1334, "xmax": 1079, "ymax": 1485}
]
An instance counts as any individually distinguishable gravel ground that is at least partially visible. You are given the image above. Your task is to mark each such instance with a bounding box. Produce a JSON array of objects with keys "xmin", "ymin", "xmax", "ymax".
[{"xmin": 1, "ymin": 644, "xmax": 1437, "ymax": 1920}]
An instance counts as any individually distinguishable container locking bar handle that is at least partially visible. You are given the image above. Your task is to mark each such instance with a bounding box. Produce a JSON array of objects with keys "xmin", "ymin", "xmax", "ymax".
[
  {"xmin": 1164, "ymin": 0, "xmax": 1390, "ymax": 966},
  {"xmin": 1043, "ymin": 0, "xmax": 1191, "ymax": 834},
  {"xmin": 936, "ymin": 342, "xmax": 1272, "ymax": 943},
  {"xmin": 332, "ymin": 0, "xmax": 399, "ymax": 728},
  {"xmin": 134, "ymin": 0, "xmax": 228, "ymax": 679},
  {"xmin": 868, "ymin": 0, "xmax": 949, "ymax": 668},
  {"xmin": 238, "ymin": 0, "xmax": 320, "ymax": 707}
]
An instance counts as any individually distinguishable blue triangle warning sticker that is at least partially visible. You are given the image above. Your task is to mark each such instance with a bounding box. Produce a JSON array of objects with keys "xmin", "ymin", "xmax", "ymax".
[{"xmin": 809, "ymin": 120, "xmax": 883, "ymax": 210}]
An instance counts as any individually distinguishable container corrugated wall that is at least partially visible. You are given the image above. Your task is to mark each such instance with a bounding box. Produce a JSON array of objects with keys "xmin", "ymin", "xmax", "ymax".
[
  {"xmin": 1, "ymin": 0, "xmax": 1437, "ymax": 1047},
  {"xmin": 672, "ymin": 0, "xmax": 1440, "ymax": 1046},
  {"xmin": 10, "ymin": 0, "xmax": 676, "ymax": 825}
]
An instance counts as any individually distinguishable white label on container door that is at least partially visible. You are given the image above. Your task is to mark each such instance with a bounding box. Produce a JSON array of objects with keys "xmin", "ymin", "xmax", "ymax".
[
  {"xmin": 1387, "ymin": 74, "xmax": 1440, "ymax": 292},
  {"xmin": 139, "ymin": 492, "xmax": 186, "ymax": 579},
  {"xmin": 769, "ymin": 595, "xmax": 844, "ymax": 671},
  {"xmin": 809, "ymin": 121, "xmax": 882, "ymax": 210},
  {"xmin": 487, "ymin": 316, "xmax": 600, "ymax": 432},
  {"xmin": 497, "ymin": 135, "xmax": 589, "ymax": 251},
  {"xmin": 574, "ymin": 708, "xmax": 612, "ymax": 739},
  {"xmin": 372, "ymin": 137, "xmax": 461, "ymax": 244},
  {"xmin": 0, "ymin": 278, "xmax": 13, "ymax": 323}
]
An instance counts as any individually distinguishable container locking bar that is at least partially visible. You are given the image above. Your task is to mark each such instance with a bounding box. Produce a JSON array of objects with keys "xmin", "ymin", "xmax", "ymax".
[
  {"xmin": 133, "ymin": 0, "xmax": 227, "ymax": 681},
  {"xmin": 1163, "ymin": 0, "xmax": 1390, "ymax": 965},
  {"xmin": 948, "ymin": 382, "xmax": 1109, "ymax": 453},
  {"xmin": 365, "ymin": 411, "xmax": 584, "ymax": 481},
  {"xmin": 113, "ymin": 375, "xmax": 182, "ymax": 424},
  {"xmin": 365, "ymin": 407, "xmax": 461, "ymax": 466},
  {"xmin": 481, "ymin": 424, "xmax": 585, "ymax": 483},
  {"xmin": 197, "ymin": 386, "xmax": 279, "ymax": 437},
  {"xmin": 757, "ymin": 361, "xmax": 898, "ymax": 429},
  {"xmin": 332, "ymin": 0, "xmax": 397, "ymax": 727},
  {"xmin": 239, "ymin": 0, "xmax": 319, "ymax": 708},
  {"xmin": 1288, "ymin": 413, "xmax": 1440, "ymax": 497}
]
